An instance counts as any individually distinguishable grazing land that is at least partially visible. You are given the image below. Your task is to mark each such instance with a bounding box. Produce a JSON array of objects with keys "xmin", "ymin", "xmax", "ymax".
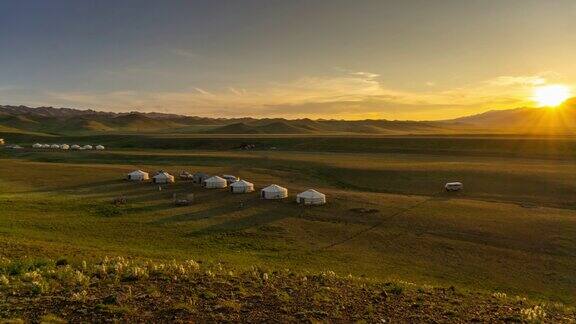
[{"xmin": 1, "ymin": 134, "xmax": 575, "ymax": 321}]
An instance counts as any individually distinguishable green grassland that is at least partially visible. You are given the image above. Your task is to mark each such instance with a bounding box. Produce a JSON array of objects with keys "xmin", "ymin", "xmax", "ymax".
[{"xmin": 1, "ymin": 135, "xmax": 575, "ymax": 307}]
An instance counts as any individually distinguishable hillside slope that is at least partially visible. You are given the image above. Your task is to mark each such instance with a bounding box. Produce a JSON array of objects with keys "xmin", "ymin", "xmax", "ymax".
[{"xmin": 1, "ymin": 257, "xmax": 572, "ymax": 322}]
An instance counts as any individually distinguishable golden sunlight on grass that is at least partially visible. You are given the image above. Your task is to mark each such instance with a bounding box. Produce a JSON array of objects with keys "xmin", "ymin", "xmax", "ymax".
[{"xmin": 533, "ymin": 84, "xmax": 571, "ymax": 107}]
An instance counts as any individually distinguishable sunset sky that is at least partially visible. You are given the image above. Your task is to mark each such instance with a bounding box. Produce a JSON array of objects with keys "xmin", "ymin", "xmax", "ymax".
[{"xmin": 1, "ymin": 0, "xmax": 575, "ymax": 120}]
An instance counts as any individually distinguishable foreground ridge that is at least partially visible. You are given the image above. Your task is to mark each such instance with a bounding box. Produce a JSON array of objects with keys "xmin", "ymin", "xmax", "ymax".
[{"xmin": 0, "ymin": 257, "xmax": 573, "ymax": 322}]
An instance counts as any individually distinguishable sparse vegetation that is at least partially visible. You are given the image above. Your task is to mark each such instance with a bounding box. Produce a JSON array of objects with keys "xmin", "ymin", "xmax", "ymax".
[{"xmin": 0, "ymin": 256, "xmax": 573, "ymax": 322}]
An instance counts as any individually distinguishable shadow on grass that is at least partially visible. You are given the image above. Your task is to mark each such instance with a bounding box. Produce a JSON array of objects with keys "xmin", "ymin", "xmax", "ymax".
[{"xmin": 186, "ymin": 204, "xmax": 291, "ymax": 237}]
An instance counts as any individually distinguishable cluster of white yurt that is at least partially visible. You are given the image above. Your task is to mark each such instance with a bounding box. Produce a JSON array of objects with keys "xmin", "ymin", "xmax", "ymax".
[
  {"xmin": 261, "ymin": 184, "xmax": 289, "ymax": 200},
  {"xmin": 32, "ymin": 143, "xmax": 105, "ymax": 150},
  {"xmin": 296, "ymin": 189, "xmax": 326, "ymax": 205},
  {"xmin": 127, "ymin": 170, "xmax": 150, "ymax": 181},
  {"xmin": 230, "ymin": 180, "xmax": 254, "ymax": 193},
  {"xmin": 123, "ymin": 168, "xmax": 326, "ymax": 205},
  {"xmin": 152, "ymin": 171, "xmax": 175, "ymax": 184},
  {"xmin": 203, "ymin": 176, "xmax": 228, "ymax": 189}
]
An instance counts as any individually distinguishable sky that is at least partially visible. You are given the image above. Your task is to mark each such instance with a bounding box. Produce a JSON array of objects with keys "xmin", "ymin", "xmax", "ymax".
[{"xmin": 0, "ymin": 0, "xmax": 575, "ymax": 120}]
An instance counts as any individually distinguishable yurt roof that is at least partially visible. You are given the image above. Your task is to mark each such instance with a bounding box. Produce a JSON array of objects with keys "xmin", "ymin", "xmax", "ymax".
[
  {"xmin": 262, "ymin": 184, "xmax": 287, "ymax": 192},
  {"xmin": 129, "ymin": 170, "xmax": 147, "ymax": 175},
  {"xmin": 298, "ymin": 189, "xmax": 325, "ymax": 198},
  {"xmin": 205, "ymin": 175, "xmax": 226, "ymax": 182},
  {"xmin": 154, "ymin": 171, "xmax": 173, "ymax": 178},
  {"xmin": 231, "ymin": 179, "xmax": 253, "ymax": 187},
  {"xmin": 446, "ymin": 182, "xmax": 462, "ymax": 186}
]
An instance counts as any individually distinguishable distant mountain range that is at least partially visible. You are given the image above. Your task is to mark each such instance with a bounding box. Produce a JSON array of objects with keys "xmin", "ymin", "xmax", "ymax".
[{"xmin": 1, "ymin": 98, "xmax": 575, "ymax": 135}]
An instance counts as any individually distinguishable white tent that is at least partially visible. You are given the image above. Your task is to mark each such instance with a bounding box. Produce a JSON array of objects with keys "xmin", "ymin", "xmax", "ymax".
[
  {"xmin": 445, "ymin": 182, "xmax": 463, "ymax": 192},
  {"xmin": 127, "ymin": 170, "xmax": 149, "ymax": 181},
  {"xmin": 152, "ymin": 171, "xmax": 175, "ymax": 184},
  {"xmin": 95, "ymin": 145, "xmax": 105, "ymax": 150},
  {"xmin": 296, "ymin": 189, "xmax": 326, "ymax": 205},
  {"xmin": 230, "ymin": 180, "xmax": 254, "ymax": 193},
  {"xmin": 71, "ymin": 144, "xmax": 81, "ymax": 150},
  {"xmin": 32, "ymin": 143, "xmax": 42, "ymax": 148},
  {"xmin": 82, "ymin": 145, "xmax": 93, "ymax": 150},
  {"xmin": 203, "ymin": 175, "xmax": 227, "ymax": 189},
  {"xmin": 261, "ymin": 184, "xmax": 288, "ymax": 200},
  {"xmin": 50, "ymin": 144, "xmax": 60, "ymax": 149},
  {"xmin": 61, "ymin": 144, "xmax": 70, "ymax": 150},
  {"xmin": 42, "ymin": 144, "xmax": 50, "ymax": 148}
]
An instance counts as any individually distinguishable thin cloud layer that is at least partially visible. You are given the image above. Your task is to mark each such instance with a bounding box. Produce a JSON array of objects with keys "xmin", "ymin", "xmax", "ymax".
[{"xmin": 1, "ymin": 71, "xmax": 566, "ymax": 120}]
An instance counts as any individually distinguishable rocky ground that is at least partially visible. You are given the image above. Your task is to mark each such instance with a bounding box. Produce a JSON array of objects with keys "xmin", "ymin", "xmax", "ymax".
[{"xmin": 0, "ymin": 257, "xmax": 574, "ymax": 323}]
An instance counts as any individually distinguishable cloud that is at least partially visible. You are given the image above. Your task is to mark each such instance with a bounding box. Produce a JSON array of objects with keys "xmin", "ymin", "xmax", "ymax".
[
  {"xmin": 12, "ymin": 71, "xmax": 567, "ymax": 120},
  {"xmin": 193, "ymin": 87, "xmax": 214, "ymax": 96},
  {"xmin": 169, "ymin": 48, "xmax": 200, "ymax": 60},
  {"xmin": 485, "ymin": 75, "xmax": 547, "ymax": 87}
]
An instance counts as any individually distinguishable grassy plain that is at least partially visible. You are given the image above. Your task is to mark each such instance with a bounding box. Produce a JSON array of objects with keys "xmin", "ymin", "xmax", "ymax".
[{"xmin": 0, "ymin": 134, "xmax": 575, "ymax": 306}]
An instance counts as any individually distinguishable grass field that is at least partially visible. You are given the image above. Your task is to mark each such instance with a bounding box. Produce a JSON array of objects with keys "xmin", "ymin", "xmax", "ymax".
[{"xmin": 1, "ymin": 135, "xmax": 575, "ymax": 307}]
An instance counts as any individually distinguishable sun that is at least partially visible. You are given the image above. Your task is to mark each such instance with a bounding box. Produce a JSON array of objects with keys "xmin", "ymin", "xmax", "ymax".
[{"xmin": 533, "ymin": 85, "xmax": 571, "ymax": 107}]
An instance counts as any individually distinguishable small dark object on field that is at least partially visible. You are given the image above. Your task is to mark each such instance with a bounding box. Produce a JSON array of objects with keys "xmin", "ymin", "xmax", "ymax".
[
  {"xmin": 174, "ymin": 193, "xmax": 194, "ymax": 206},
  {"xmin": 112, "ymin": 196, "xmax": 127, "ymax": 205},
  {"xmin": 349, "ymin": 207, "xmax": 379, "ymax": 214}
]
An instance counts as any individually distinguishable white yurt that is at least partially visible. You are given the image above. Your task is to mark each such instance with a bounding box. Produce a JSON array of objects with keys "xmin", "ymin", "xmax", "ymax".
[
  {"xmin": 50, "ymin": 144, "xmax": 60, "ymax": 149},
  {"xmin": 32, "ymin": 143, "xmax": 42, "ymax": 148},
  {"xmin": 42, "ymin": 144, "xmax": 50, "ymax": 148},
  {"xmin": 203, "ymin": 175, "xmax": 228, "ymax": 189},
  {"xmin": 61, "ymin": 144, "xmax": 70, "ymax": 150},
  {"xmin": 152, "ymin": 171, "xmax": 175, "ymax": 184},
  {"xmin": 230, "ymin": 180, "xmax": 254, "ymax": 193},
  {"xmin": 95, "ymin": 145, "xmax": 105, "ymax": 150},
  {"xmin": 127, "ymin": 170, "xmax": 149, "ymax": 181},
  {"xmin": 261, "ymin": 184, "xmax": 288, "ymax": 200},
  {"xmin": 71, "ymin": 144, "xmax": 81, "ymax": 150},
  {"xmin": 222, "ymin": 174, "xmax": 239, "ymax": 184},
  {"xmin": 296, "ymin": 189, "xmax": 326, "ymax": 205},
  {"xmin": 82, "ymin": 145, "xmax": 93, "ymax": 150}
]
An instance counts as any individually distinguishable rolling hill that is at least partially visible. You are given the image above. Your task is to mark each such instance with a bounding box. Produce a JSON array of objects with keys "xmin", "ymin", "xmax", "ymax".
[
  {"xmin": 449, "ymin": 98, "xmax": 576, "ymax": 132},
  {"xmin": 1, "ymin": 99, "xmax": 575, "ymax": 135}
]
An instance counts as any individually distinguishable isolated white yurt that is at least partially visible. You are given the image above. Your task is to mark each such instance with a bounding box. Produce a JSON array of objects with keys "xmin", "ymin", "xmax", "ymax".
[
  {"xmin": 152, "ymin": 171, "xmax": 175, "ymax": 184},
  {"xmin": 127, "ymin": 170, "xmax": 149, "ymax": 181},
  {"xmin": 261, "ymin": 184, "xmax": 288, "ymax": 200},
  {"xmin": 82, "ymin": 145, "xmax": 93, "ymax": 150},
  {"xmin": 50, "ymin": 144, "xmax": 60, "ymax": 149},
  {"xmin": 296, "ymin": 189, "xmax": 326, "ymax": 205},
  {"xmin": 95, "ymin": 145, "xmax": 105, "ymax": 150},
  {"xmin": 222, "ymin": 174, "xmax": 239, "ymax": 184},
  {"xmin": 445, "ymin": 182, "xmax": 463, "ymax": 192},
  {"xmin": 230, "ymin": 180, "xmax": 254, "ymax": 193},
  {"xmin": 71, "ymin": 144, "xmax": 81, "ymax": 150},
  {"xmin": 32, "ymin": 143, "xmax": 42, "ymax": 148},
  {"xmin": 203, "ymin": 175, "xmax": 228, "ymax": 189},
  {"xmin": 61, "ymin": 144, "xmax": 70, "ymax": 150}
]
